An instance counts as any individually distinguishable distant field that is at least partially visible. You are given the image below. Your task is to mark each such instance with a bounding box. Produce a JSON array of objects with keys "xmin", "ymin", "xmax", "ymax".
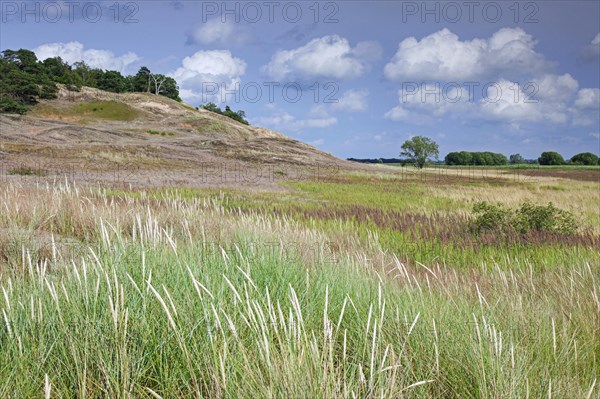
[
  {"xmin": 386, "ymin": 163, "xmax": 600, "ymax": 171},
  {"xmin": 380, "ymin": 164, "xmax": 600, "ymax": 183},
  {"xmin": 1, "ymin": 166, "xmax": 598, "ymax": 398}
]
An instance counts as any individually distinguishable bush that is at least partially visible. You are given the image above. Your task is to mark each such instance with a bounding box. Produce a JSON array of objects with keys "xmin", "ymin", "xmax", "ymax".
[
  {"xmin": 472, "ymin": 202, "xmax": 513, "ymax": 232},
  {"xmin": 472, "ymin": 201, "xmax": 577, "ymax": 235},
  {"xmin": 513, "ymin": 202, "xmax": 577, "ymax": 234},
  {"xmin": 509, "ymin": 153, "xmax": 525, "ymax": 164},
  {"xmin": 0, "ymin": 97, "xmax": 28, "ymax": 114},
  {"xmin": 201, "ymin": 103, "xmax": 249, "ymax": 125},
  {"xmin": 538, "ymin": 151, "xmax": 565, "ymax": 165},
  {"xmin": 570, "ymin": 152, "xmax": 599, "ymax": 166}
]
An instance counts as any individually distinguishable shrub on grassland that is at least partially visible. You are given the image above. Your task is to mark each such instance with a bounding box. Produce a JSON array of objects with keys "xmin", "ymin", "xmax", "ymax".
[{"xmin": 472, "ymin": 201, "xmax": 577, "ymax": 234}]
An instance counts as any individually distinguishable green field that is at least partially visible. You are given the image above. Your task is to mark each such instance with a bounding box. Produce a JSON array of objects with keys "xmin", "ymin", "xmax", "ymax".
[{"xmin": 1, "ymin": 168, "xmax": 599, "ymax": 398}]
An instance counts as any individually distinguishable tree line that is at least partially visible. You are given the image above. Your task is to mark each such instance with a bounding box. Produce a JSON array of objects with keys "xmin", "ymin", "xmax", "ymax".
[
  {"xmin": 348, "ymin": 135, "xmax": 599, "ymax": 167},
  {"xmin": 201, "ymin": 102, "xmax": 249, "ymax": 125},
  {"xmin": 447, "ymin": 151, "xmax": 597, "ymax": 166},
  {"xmin": 0, "ymin": 48, "xmax": 181, "ymax": 114},
  {"xmin": 445, "ymin": 151, "xmax": 508, "ymax": 166},
  {"xmin": 537, "ymin": 151, "xmax": 598, "ymax": 166}
]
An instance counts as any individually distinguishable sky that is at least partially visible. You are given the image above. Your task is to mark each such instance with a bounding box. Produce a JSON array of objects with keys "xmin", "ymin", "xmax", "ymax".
[{"xmin": 1, "ymin": 0, "xmax": 599, "ymax": 160}]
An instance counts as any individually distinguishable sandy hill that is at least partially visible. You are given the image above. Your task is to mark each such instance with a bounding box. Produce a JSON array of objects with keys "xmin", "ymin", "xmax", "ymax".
[{"xmin": 0, "ymin": 87, "xmax": 352, "ymax": 188}]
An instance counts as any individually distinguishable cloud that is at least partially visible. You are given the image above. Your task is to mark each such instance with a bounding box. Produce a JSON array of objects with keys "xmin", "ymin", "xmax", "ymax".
[
  {"xmin": 262, "ymin": 35, "xmax": 382, "ymax": 81},
  {"xmin": 186, "ymin": 19, "xmax": 252, "ymax": 46},
  {"xmin": 534, "ymin": 73, "xmax": 579, "ymax": 101},
  {"xmin": 309, "ymin": 138, "xmax": 325, "ymax": 146},
  {"xmin": 580, "ymin": 33, "xmax": 600, "ymax": 62},
  {"xmin": 383, "ymin": 28, "xmax": 596, "ymax": 131},
  {"xmin": 384, "ymin": 106, "xmax": 411, "ymax": 122},
  {"xmin": 385, "ymin": 82, "xmax": 472, "ymax": 124},
  {"xmin": 480, "ymin": 74, "xmax": 579, "ymax": 124},
  {"xmin": 33, "ymin": 41, "xmax": 139, "ymax": 73},
  {"xmin": 254, "ymin": 107, "xmax": 337, "ymax": 132},
  {"xmin": 385, "ymin": 74, "xmax": 586, "ymax": 126},
  {"xmin": 171, "ymin": 50, "xmax": 247, "ymax": 104},
  {"xmin": 574, "ymin": 88, "xmax": 600, "ymax": 110},
  {"xmin": 479, "ymin": 80, "xmax": 546, "ymax": 123},
  {"xmin": 572, "ymin": 88, "xmax": 600, "ymax": 126},
  {"xmin": 384, "ymin": 28, "xmax": 549, "ymax": 81},
  {"xmin": 332, "ymin": 89, "xmax": 369, "ymax": 112}
]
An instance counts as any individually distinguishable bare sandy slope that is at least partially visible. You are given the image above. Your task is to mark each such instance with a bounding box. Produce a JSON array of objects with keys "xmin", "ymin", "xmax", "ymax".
[{"xmin": 0, "ymin": 87, "xmax": 357, "ymax": 189}]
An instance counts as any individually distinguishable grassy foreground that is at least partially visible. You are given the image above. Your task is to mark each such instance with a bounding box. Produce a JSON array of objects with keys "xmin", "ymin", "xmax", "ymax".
[{"xmin": 0, "ymin": 170, "xmax": 599, "ymax": 398}]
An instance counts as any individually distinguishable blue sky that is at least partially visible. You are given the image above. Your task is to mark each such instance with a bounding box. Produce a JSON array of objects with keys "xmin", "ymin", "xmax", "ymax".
[{"xmin": 1, "ymin": 0, "xmax": 599, "ymax": 159}]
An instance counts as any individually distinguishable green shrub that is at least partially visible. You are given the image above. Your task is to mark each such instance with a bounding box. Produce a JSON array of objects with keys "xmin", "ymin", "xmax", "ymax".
[
  {"xmin": 0, "ymin": 97, "xmax": 29, "ymax": 114},
  {"xmin": 513, "ymin": 201, "xmax": 577, "ymax": 234},
  {"xmin": 472, "ymin": 201, "xmax": 578, "ymax": 234},
  {"xmin": 201, "ymin": 102, "xmax": 250, "ymax": 125},
  {"xmin": 472, "ymin": 201, "xmax": 513, "ymax": 232},
  {"xmin": 570, "ymin": 152, "xmax": 599, "ymax": 166},
  {"xmin": 538, "ymin": 151, "xmax": 565, "ymax": 165}
]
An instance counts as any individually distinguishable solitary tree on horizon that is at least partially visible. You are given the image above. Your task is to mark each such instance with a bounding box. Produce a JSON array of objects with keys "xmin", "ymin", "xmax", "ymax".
[{"xmin": 400, "ymin": 136, "xmax": 439, "ymax": 169}]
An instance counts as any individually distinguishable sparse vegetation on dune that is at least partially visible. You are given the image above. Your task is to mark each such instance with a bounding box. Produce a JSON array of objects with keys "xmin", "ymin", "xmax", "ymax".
[
  {"xmin": 0, "ymin": 167, "xmax": 599, "ymax": 398},
  {"xmin": 74, "ymin": 101, "xmax": 139, "ymax": 121},
  {"xmin": 0, "ymin": 86, "xmax": 347, "ymax": 185}
]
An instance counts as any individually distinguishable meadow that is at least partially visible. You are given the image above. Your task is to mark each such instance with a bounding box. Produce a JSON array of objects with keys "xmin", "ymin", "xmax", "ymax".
[{"xmin": 0, "ymin": 166, "xmax": 598, "ymax": 398}]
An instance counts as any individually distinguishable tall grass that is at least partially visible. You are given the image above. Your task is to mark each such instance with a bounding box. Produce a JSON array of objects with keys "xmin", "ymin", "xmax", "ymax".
[{"xmin": 0, "ymin": 182, "xmax": 598, "ymax": 398}]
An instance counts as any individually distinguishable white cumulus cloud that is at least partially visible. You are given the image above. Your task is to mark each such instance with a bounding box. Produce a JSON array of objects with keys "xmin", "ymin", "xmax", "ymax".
[
  {"xmin": 171, "ymin": 50, "xmax": 247, "ymax": 104},
  {"xmin": 332, "ymin": 89, "xmax": 369, "ymax": 112},
  {"xmin": 262, "ymin": 35, "xmax": 382, "ymax": 81},
  {"xmin": 384, "ymin": 28, "xmax": 548, "ymax": 82},
  {"xmin": 33, "ymin": 41, "xmax": 139, "ymax": 73},
  {"xmin": 480, "ymin": 74, "xmax": 580, "ymax": 124},
  {"xmin": 385, "ymin": 74, "xmax": 585, "ymax": 126},
  {"xmin": 574, "ymin": 88, "xmax": 600, "ymax": 110},
  {"xmin": 571, "ymin": 88, "xmax": 600, "ymax": 126},
  {"xmin": 479, "ymin": 80, "xmax": 546, "ymax": 123}
]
